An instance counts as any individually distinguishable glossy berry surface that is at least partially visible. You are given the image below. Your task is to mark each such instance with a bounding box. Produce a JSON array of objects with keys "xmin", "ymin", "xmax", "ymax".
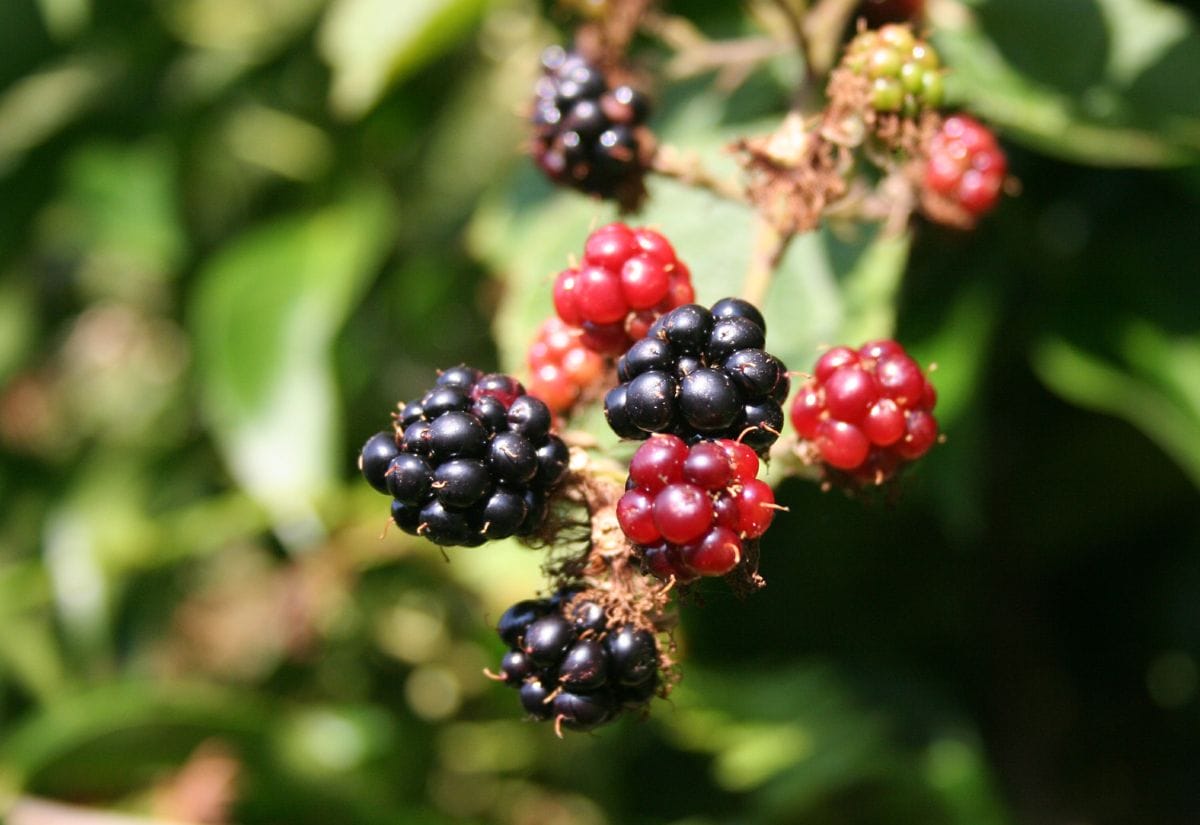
[
  {"xmin": 841, "ymin": 24, "xmax": 943, "ymax": 116},
  {"xmin": 492, "ymin": 588, "xmax": 662, "ymax": 733},
  {"xmin": 618, "ymin": 436, "xmax": 780, "ymax": 582},
  {"xmin": 606, "ymin": 298, "xmax": 788, "ymax": 454},
  {"xmin": 790, "ymin": 339, "xmax": 939, "ymax": 484},
  {"xmin": 358, "ymin": 366, "xmax": 569, "ymax": 547},
  {"xmin": 553, "ymin": 223, "xmax": 695, "ymax": 356},
  {"xmin": 924, "ymin": 115, "xmax": 1007, "ymax": 219},
  {"xmin": 531, "ymin": 47, "xmax": 651, "ymax": 204}
]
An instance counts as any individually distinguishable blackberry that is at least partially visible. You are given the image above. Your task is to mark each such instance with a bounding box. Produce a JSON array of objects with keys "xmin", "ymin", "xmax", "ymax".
[
  {"xmin": 531, "ymin": 47, "xmax": 651, "ymax": 206},
  {"xmin": 603, "ymin": 299, "xmax": 789, "ymax": 454},
  {"xmin": 359, "ymin": 366, "xmax": 569, "ymax": 547},
  {"xmin": 618, "ymin": 436, "xmax": 778, "ymax": 583},
  {"xmin": 491, "ymin": 588, "xmax": 662, "ymax": 734},
  {"xmin": 790, "ymin": 339, "xmax": 939, "ymax": 485}
]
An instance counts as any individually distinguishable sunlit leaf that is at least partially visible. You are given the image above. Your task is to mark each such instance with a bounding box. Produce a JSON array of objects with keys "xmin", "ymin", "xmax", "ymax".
[{"xmin": 191, "ymin": 185, "xmax": 395, "ymax": 541}]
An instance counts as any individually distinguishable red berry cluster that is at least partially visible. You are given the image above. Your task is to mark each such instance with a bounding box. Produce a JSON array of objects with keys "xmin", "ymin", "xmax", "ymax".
[
  {"xmin": 526, "ymin": 317, "xmax": 606, "ymax": 415},
  {"xmin": 925, "ymin": 115, "xmax": 1007, "ymax": 218},
  {"xmin": 553, "ymin": 223, "xmax": 695, "ymax": 356},
  {"xmin": 790, "ymin": 340, "xmax": 938, "ymax": 484},
  {"xmin": 617, "ymin": 435, "xmax": 776, "ymax": 582}
]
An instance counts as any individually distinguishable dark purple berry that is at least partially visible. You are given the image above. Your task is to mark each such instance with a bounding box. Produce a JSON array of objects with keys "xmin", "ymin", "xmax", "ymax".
[
  {"xmin": 391, "ymin": 499, "xmax": 420, "ymax": 533},
  {"xmin": 604, "ymin": 385, "xmax": 642, "ymax": 439},
  {"xmin": 507, "ymin": 395, "xmax": 552, "ymax": 441},
  {"xmin": 605, "ymin": 626, "xmax": 658, "ymax": 686},
  {"xmin": 517, "ymin": 488, "xmax": 547, "ymax": 536},
  {"xmin": 559, "ymin": 640, "xmax": 609, "ymax": 691},
  {"xmin": 662, "ymin": 305, "xmax": 712, "ymax": 353},
  {"xmin": 421, "ymin": 386, "xmax": 469, "ymax": 418},
  {"xmin": 520, "ymin": 679, "xmax": 554, "ymax": 719},
  {"xmin": 399, "ymin": 401, "xmax": 425, "ymax": 427},
  {"xmin": 418, "ymin": 499, "xmax": 473, "ymax": 546},
  {"xmin": 500, "ymin": 649, "xmax": 534, "ymax": 685},
  {"xmin": 707, "ymin": 317, "xmax": 766, "ymax": 363},
  {"xmin": 497, "ymin": 599, "xmax": 550, "ymax": 647},
  {"xmin": 385, "ymin": 453, "xmax": 432, "ymax": 503},
  {"xmin": 679, "ymin": 368, "xmax": 739, "ymax": 431},
  {"xmin": 724, "ymin": 349, "xmax": 785, "ymax": 400},
  {"xmin": 479, "ymin": 487, "xmax": 528, "ymax": 540},
  {"xmin": 535, "ymin": 435, "xmax": 570, "ymax": 488},
  {"xmin": 710, "ymin": 297, "xmax": 766, "ymax": 334},
  {"xmin": 433, "ymin": 458, "xmax": 491, "ymax": 508},
  {"xmin": 523, "ymin": 615, "xmax": 575, "ymax": 668},
  {"xmin": 402, "ymin": 420, "xmax": 432, "ymax": 455},
  {"xmin": 553, "ymin": 691, "xmax": 614, "ymax": 730},
  {"xmin": 471, "ymin": 396, "xmax": 508, "ymax": 433},
  {"xmin": 429, "ymin": 410, "xmax": 487, "ymax": 459},
  {"xmin": 436, "ymin": 365, "xmax": 482, "ymax": 391},
  {"xmin": 360, "ymin": 431, "xmax": 400, "ymax": 493},
  {"xmin": 626, "ymin": 371, "xmax": 677, "ymax": 432},
  {"xmin": 623, "ymin": 337, "xmax": 674, "ymax": 379},
  {"xmin": 488, "ymin": 432, "xmax": 538, "ymax": 484},
  {"xmin": 565, "ymin": 599, "xmax": 607, "ymax": 634}
]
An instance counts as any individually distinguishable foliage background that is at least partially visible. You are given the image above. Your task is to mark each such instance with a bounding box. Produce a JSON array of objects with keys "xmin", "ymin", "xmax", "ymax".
[{"xmin": 0, "ymin": 0, "xmax": 1198, "ymax": 824}]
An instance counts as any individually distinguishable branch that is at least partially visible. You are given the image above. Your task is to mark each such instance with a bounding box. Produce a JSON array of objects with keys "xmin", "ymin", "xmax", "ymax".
[
  {"xmin": 649, "ymin": 145, "xmax": 748, "ymax": 204},
  {"xmin": 742, "ymin": 217, "xmax": 795, "ymax": 306}
]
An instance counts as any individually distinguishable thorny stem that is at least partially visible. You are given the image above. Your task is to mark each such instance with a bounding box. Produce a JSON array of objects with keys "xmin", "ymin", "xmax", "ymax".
[
  {"xmin": 741, "ymin": 217, "xmax": 795, "ymax": 306},
  {"xmin": 649, "ymin": 145, "xmax": 748, "ymax": 204}
]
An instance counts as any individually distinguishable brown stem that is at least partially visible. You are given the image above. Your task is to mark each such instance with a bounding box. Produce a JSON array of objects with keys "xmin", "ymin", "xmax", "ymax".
[
  {"xmin": 649, "ymin": 145, "xmax": 748, "ymax": 204},
  {"xmin": 742, "ymin": 217, "xmax": 795, "ymax": 306},
  {"xmin": 803, "ymin": 0, "xmax": 862, "ymax": 76}
]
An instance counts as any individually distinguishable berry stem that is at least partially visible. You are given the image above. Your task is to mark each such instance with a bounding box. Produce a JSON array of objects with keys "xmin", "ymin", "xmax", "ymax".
[
  {"xmin": 649, "ymin": 145, "xmax": 748, "ymax": 204},
  {"xmin": 803, "ymin": 0, "xmax": 864, "ymax": 76},
  {"xmin": 742, "ymin": 217, "xmax": 794, "ymax": 307}
]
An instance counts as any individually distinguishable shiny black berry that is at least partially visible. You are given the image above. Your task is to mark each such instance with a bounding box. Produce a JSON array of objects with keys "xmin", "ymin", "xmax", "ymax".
[
  {"xmin": 479, "ymin": 487, "xmax": 528, "ymax": 540},
  {"xmin": 360, "ymin": 431, "xmax": 400, "ymax": 493},
  {"xmin": 507, "ymin": 395, "xmax": 552, "ymax": 441},
  {"xmin": 710, "ymin": 297, "xmax": 766, "ymax": 334},
  {"xmin": 433, "ymin": 458, "xmax": 491, "ymax": 508},
  {"xmin": 535, "ymin": 436, "xmax": 570, "ymax": 488},
  {"xmin": 488, "ymin": 432, "xmax": 538, "ymax": 484},
  {"xmin": 385, "ymin": 453, "xmax": 432, "ymax": 503},
  {"xmin": 497, "ymin": 599, "xmax": 550, "ymax": 647},
  {"xmin": 559, "ymin": 640, "xmax": 608, "ymax": 691},
  {"xmin": 429, "ymin": 410, "xmax": 487, "ymax": 459},
  {"xmin": 520, "ymin": 679, "xmax": 554, "ymax": 719},
  {"xmin": 679, "ymin": 368, "xmax": 739, "ymax": 431},
  {"xmin": 662, "ymin": 305, "xmax": 713, "ymax": 353},
  {"xmin": 553, "ymin": 690, "xmax": 614, "ymax": 730},
  {"xmin": 626, "ymin": 371, "xmax": 677, "ymax": 432},
  {"xmin": 523, "ymin": 615, "xmax": 576, "ymax": 668},
  {"xmin": 605, "ymin": 626, "xmax": 658, "ymax": 686}
]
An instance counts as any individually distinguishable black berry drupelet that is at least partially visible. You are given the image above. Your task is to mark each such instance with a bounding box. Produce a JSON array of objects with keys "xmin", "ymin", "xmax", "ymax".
[
  {"xmin": 492, "ymin": 589, "xmax": 663, "ymax": 734},
  {"xmin": 607, "ymin": 298, "xmax": 789, "ymax": 454},
  {"xmin": 358, "ymin": 366, "xmax": 570, "ymax": 547},
  {"xmin": 531, "ymin": 46, "xmax": 651, "ymax": 206}
]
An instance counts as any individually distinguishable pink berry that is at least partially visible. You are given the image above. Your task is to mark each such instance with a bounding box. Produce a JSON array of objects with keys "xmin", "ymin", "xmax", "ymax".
[
  {"xmin": 816, "ymin": 419, "xmax": 871, "ymax": 470},
  {"xmin": 617, "ymin": 489, "xmax": 661, "ymax": 545},
  {"xmin": 629, "ymin": 434, "xmax": 688, "ymax": 491},
  {"xmin": 736, "ymin": 479, "xmax": 776, "ymax": 538},
  {"xmin": 720, "ymin": 439, "xmax": 760, "ymax": 483},
  {"xmin": 823, "ymin": 365, "xmax": 879, "ymax": 423},
  {"xmin": 682, "ymin": 441, "xmax": 734, "ymax": 490},
  {"xmin": 924, "ymin": 114, "xmax": 1007, "ymax": 219},
  {"xmin": 620, "ymin": 255, "xmax": 670, "ymax": 310},
  {"xmin": 575, "ymin": 265, "xmax": 627, "ymax": 325},
  {"xmin": 553, "ymin": 269, "xmax": 582, "ymax": 325},
  {"xmin": 583, "ymin": 222, "xmax": 638, "ymax": 271},
  {"xmin": 653, "ymin": 483, "xmax": 714, "ymax": 545},
  {"xmin": 681, "ymin": 527, "xmax": 742, "ymax": 577}
]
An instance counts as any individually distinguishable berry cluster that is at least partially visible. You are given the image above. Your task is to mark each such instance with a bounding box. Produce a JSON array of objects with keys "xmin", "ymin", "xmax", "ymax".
[
  {"xmin": 494, "ymin": 590, "xmax": 661, "ymax": 733},
  {"xmin": 359, "ymin": 367, "xmax": 570, "ymax": 546},
  {"xmin": 553, "ymin": 222, "xmax": 695, "ymax": 356},
  {"xmin": 531, "ymin": 46, "xmax": 650, "ymax": 203},
  {"xmin": 790, "ymin": 340, "xmax": 938, "ymax": 483},
  {"xmin": 618, "ymin": 436, "xmax": 776, "ymax": 582},
  {"xmin": 604, "ymin": 298, "xmax": 789, "ymax": 455},
  {"xmin": 924, "ymin": 115, "xmax": 1007, "ymax": 218},
  {"xmin": 841, "ymin": 24, "xmax": 943, "ymax": 116},
  {"xmin": 526, "ymin": 317, "xmax": 606, "ymax": 416}
]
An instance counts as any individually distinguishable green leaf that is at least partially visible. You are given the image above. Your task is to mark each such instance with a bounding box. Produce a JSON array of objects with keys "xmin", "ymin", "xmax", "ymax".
[
  {"xmin": 931, "ymin": 0, "xmax": 1200, "ymax": 166},
  {"xmin": 191, "ymin": 185, "xmax": 394, "ymax": 539},
  {"xmin": 318, "ymin": 0, "xmax": 486, "ymax": 119},
  {"xmin": 1032, "ymin": 331, "xmax": 1200, "ymax": 488}
]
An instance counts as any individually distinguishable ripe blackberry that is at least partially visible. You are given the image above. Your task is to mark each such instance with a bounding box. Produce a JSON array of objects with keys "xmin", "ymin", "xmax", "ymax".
[
  {"xmin": 922, "ymin": 115, "xmax": 1007, "ymax": 223},
  {"xmin": 790, "ymin": 339, "xmax": 939, "ymax": 485},
  {"xmin": 531, "ymin": 47, "xmax": 651, "ymax": 207},
  {"xmin": 839, "ymin": 24, "xmax": 943, "ymax": 117},
  {"xmin": 553, "ymin": 223, "xmax": 695, "ymax": 356},
  {"xmin": 359, "ymin": 366, "xmax": 570, "ymax": 547},
  {"xmin": 618, "ymin": 436, "xmax": 778, "ymax": 582},
  {"xmin": 492, "ymin": 588, "xmax": 663, "ymax": 733},
  {"xmin": 526, "ymin": 317, "xmax": 606, "ymax": 416},
  {"xmin": 605, "ymin": 298, "xmax": 788, "ymax": 454}
]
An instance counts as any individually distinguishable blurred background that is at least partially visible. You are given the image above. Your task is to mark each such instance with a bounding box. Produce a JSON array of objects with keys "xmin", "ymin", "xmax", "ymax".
[{"xmin": 0, "ymin": 0, "xmax": 1198, "ymax": 823}]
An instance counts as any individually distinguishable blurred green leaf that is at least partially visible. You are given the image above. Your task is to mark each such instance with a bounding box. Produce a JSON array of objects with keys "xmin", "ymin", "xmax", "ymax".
[
  {"xmin": 191, "ymin": 185, "xmax": 395, "ymax": 539},
  {"xmin": 931, "ymin": 0, "xmax": 1200, "ymax": 166},
  {"xmin": 319, "ymin": 0, "xmax": 486, "ymax": 119},
  {"xmin": 1033, "ymin": 330, "xmax": 1200, "ymax": 488}
]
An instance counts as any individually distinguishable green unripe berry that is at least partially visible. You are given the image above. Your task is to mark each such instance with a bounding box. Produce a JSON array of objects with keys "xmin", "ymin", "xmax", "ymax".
[
  {"xmin": 878, "ymin": 24, "xmax": 915, "ymax": 53},
  {"xmin": 912, "ymin": 42, "xmax": 940, "ymax": 70},
  {"xmin": 920, "ymin": 71, "xmax": 944, "ymax": 107},
  {"xmin": 900, "ymin": 62, "xmax": 924, "ymax": 93},
  {"xmin": 868, "ymin": 48, "xmax": 904, "ymax": 79},
  {"xmin": 871, "ymin": 77, "xmax": 904, "ymax": 112}
]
